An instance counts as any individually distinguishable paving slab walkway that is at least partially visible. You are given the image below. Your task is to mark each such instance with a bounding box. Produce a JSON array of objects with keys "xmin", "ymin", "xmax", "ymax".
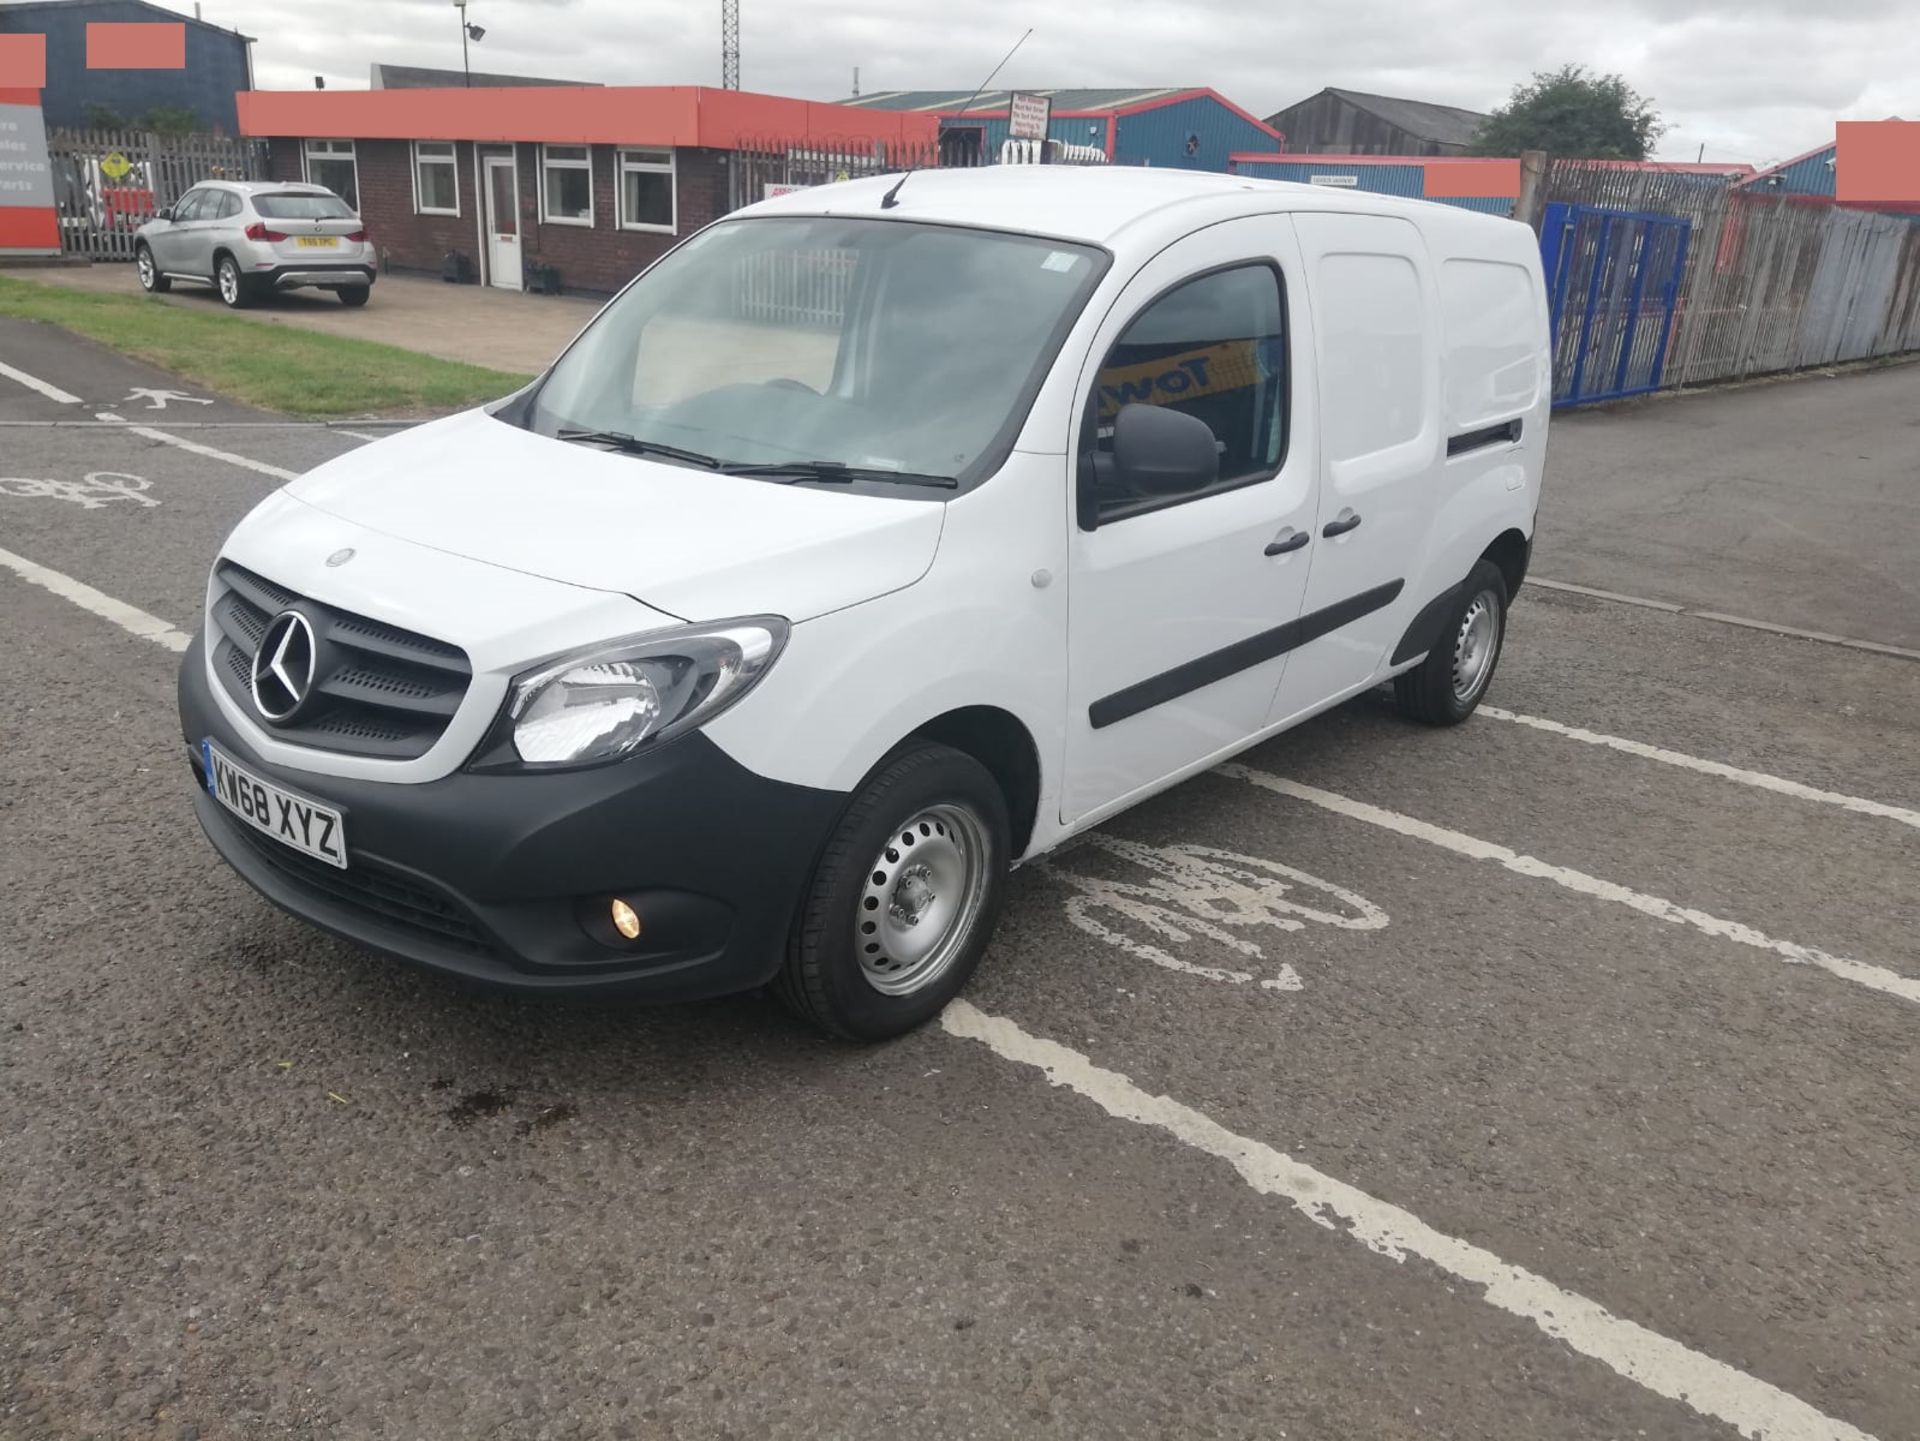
[{"xmin": 7, "ymin": 262, "xmax": 600, "ymax": 376}]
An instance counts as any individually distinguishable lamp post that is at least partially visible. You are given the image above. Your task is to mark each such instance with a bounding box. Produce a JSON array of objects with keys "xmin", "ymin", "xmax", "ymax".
[{"xmin": 453, "ymin": 1, "xmax": 485, "ymax": 86}]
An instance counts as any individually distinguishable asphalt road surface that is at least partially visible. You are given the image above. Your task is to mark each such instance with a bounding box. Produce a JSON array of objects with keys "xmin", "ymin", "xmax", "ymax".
[{"xmin": 3, "ymin": 319, "xmax": 1917, "ymax": 1441}]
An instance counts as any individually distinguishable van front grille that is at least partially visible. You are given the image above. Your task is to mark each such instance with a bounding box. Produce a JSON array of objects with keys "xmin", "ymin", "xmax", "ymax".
[{"xmin": 209, "ymin": 561, "xmax": 473, "ymax": 760}]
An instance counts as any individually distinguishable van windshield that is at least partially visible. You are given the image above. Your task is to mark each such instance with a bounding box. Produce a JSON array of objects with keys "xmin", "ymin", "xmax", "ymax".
[
  {"xmin": 527, "ymin": 216, "xmax": 1106, "ymax": 486},
  {"xmin": 253, "ymin": 193, "xmax": 356, "ymax": 219}
]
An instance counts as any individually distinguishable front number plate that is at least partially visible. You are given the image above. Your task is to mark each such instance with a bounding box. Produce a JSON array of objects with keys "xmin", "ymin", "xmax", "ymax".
[{"xmin": 203, "ymin": 740, "xmax": 347, "ymax": 868}]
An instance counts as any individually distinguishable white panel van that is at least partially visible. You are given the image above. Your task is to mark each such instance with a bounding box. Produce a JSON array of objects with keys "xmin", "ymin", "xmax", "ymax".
[{"xmin": 179, "ymin": 168, "xmax": 1550, "ymax": 1039}]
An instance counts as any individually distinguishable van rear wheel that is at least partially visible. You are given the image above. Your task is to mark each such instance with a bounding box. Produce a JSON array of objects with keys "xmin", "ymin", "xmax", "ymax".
[
  {"xmin": 1394, "ymin": 560, "xmax": 1508, "ymax": 725},
  {"xmin": 777, "ymin": 742, "xmax": 1010, "ymax": 1041}
]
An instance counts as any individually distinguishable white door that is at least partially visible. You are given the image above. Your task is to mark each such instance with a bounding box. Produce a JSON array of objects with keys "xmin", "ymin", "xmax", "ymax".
[
  {"xmin": 483, "ymin": 156, "xmax": 522, "ymax": 291},
  {"xmin": 1267, "ymin": 213, "xmax": 1442, "ymax": 727},
  {"xmin": 1063, "ymin": 216, "xmax": 1319, "ymax": 824}
]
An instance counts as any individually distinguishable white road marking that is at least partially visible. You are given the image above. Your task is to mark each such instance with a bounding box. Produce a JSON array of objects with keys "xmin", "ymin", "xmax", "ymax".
[
  {"xmin": 1038, "ymin": 836, "xmax": 1384, "ymax": 992},
  {"xmin": 0, "ymin": 358, "xmax": 83, "ymax": 405},
  {"xmin": 1530, "ymin": 578, "xmax": 1920, "ymax": 663},
  {"xmin": 941, "ymin": 1001, "xmax": 1879, "ymax": 1441},
  {"xmin": 95, "ymin": 411, "xmax": 297, "ymax": 481},
  {"xmin": 0, "ymin": 545, "xmax": 190, "ymax": 652},
  {"xmin": 123, "ymin": 387, "xmax": 213, "ymax": 411},
  {"xmin": 1221, "ymin": 765, "xmax": 1920, "ymax": 1007},
  {"xmin": 0, "ymin": 471, "xmax": 157, "ymax": 509},
  {"xmin": 334, "ymin": 429, "xmax": 381, "ymax": 442},
  {"xmin": 1528, "ymin": 577, "xmax": 1683, "ymax": 612},
  {"xmin": 1480, "ymin": 706, "xmax": 1920, "ymax": 832}
]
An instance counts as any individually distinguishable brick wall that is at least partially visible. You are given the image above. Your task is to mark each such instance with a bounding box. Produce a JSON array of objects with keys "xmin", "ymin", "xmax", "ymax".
[
  {"xmin": 513, "ymin": 145, "xmax": 729, "ymax": 295},
  {"xmin": 254, "ymin": 138, "xmax": 729, "ymax": 293}
]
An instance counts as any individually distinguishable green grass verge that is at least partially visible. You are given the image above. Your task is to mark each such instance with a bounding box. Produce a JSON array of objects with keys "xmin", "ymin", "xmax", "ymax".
[{"xmin": 0, "ymin": 275, "xmax": 531, "ymax": 417}]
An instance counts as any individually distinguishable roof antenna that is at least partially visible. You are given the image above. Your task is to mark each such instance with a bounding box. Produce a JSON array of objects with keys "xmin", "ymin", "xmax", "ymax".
[{"xmin": 883, "ymin": 27, "xmax": 1031, "ymax": 210}]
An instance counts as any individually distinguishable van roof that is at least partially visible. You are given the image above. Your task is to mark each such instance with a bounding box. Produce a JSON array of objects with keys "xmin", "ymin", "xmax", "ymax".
[{"xmin": 743, "ymin": 165, "xmax": 1520, "ymax": 250}]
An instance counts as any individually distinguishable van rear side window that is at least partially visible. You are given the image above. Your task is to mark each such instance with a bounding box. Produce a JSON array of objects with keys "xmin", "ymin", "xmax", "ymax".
[{"xmin": 1439, "ymin": 258, "xmax": 1542, "ymax": 429}]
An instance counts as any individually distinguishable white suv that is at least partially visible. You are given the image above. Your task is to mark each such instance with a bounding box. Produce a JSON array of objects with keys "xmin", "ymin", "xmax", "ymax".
[{"xmin": 136, "ymin": 180, "xmax": 375, "ymax": 308}]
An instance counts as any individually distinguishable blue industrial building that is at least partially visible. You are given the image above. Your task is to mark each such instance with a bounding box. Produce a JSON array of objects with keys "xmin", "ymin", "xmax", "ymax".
[
  {"xmin": 1737, "ymin": 143, "xmax": 1838, "ymax": 199},
  {"xmin": 0, "ymin": 0, "xmax": 254, "ymax": 133},
  {"xmin": 839, "ymin": 87, "xmax": 1284, "ymax": 171}
]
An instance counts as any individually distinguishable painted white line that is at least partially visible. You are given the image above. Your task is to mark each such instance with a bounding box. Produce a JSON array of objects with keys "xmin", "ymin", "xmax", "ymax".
[
  {"xmin": 1528, "ymin": 577, "xmax": 1683, "ymax": 612},
  {"xmin": 0, "ymin": 358, "xmax": 83, "ymax": 405},
  {"xmin": 1687, "ymin": 611, "xmax": 1920, "ymax": 662},
  {"xmin": 95, "ymin": 411, "xmax": 297, "ymax": 481},
  {"xmin": 1221, "ymin": 766, "xmax": 1920, "ymax": 1007},
  {"xmin": 1479, "ymin": 706, "xmax": 1920, "ymax": 833},
  {"xmin": 942, "ymin": 1001, "xmax": 1878, "ymax": 1441},
  {"xmin": 333, "ymin": 429, "xmax": 381, "ymax": 443},
  {"xmin": 1529, "ymin": 578, "xmax": 1920, "ymax": 663},
  {"xmin": 0, "ymin": 545, "xmax": 190, "ymax": 652}
]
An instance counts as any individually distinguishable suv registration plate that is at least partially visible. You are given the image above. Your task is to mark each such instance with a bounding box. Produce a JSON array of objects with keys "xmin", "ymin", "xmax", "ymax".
[{"xmin": 202, "ymin": 741, "xmax": 347, "ymax": 868}]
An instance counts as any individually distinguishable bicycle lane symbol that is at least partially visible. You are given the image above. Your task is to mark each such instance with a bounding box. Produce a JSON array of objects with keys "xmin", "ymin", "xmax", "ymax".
[{"xmin": 1034, "ymin": 835, "xmax": 1388, "ymax": 992}]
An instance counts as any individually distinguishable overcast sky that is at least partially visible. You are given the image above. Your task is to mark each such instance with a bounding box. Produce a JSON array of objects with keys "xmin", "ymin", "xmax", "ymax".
[{"xmin": 170, "ymin": 0, "xmax": 1916, "ymax": 167}]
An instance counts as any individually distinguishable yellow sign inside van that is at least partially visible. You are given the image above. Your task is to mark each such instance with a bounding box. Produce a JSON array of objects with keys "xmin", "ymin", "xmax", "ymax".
[{"xmin": 1095, "ymin": 338, "xmax": 1275, "ymax": 419}]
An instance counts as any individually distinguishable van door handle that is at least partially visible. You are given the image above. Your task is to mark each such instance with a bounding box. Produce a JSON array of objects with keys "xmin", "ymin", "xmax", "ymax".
[
  {"xmin": 1322, "ymin": 509, "xmax": 1362, "ymax": 538},
  {"xmin": 1263, "ymin": 528, "xmax": 1309, "ymax": 557}
]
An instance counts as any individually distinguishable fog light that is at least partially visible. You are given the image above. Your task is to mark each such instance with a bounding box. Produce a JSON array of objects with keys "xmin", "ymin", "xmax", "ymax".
[{"xmin": 610, "ymin": 898, "xmax": 642, "ymax": 940}]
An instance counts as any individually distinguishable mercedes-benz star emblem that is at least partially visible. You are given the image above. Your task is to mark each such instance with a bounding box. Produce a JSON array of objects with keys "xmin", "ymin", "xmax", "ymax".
[
  {"xmin": 325, "ymin": 547, "xmax": 356, "ymax": 568},
  {"xmin": 251, "ymin": 610, "xmax": 318, "ymax": 723}
]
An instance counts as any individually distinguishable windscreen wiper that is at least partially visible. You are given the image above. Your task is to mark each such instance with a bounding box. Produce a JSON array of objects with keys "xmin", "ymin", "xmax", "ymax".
[
  {"xmin": 721, "ymin": 460, "xmax": 959, "ymax": 489},
  {"xmin": 555, "ymin": 428, "xmax": 724, "ymax": 470}
]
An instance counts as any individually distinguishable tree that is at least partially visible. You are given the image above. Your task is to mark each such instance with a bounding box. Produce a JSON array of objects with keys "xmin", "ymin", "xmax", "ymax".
[
  {"xmin": 1470, "ymin": 65, "xmax": 1664, "ymax": 160},
  {"xmin": 83, "ymin": 103, "xmax": 128, "ymax": 130},
  {"xmin": 140, "ymin": 105, "xmax": 201, "ymax": 138}
]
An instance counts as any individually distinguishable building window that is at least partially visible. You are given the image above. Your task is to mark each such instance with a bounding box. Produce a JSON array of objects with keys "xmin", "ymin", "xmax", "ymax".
[
  {"xmin": 540, "ymin": 144, "xmax": 594, "ymax": 226},
  {"xmin": 303, "ymin": 139, "xmax": 358, "ymax": 210},
  {"xmin": 617, "ymin": 148, "xmax": 675, "ymax": 232},
  {"xmin": 413, "ymin": 141, "xmax": 459, "ymax": 216}
]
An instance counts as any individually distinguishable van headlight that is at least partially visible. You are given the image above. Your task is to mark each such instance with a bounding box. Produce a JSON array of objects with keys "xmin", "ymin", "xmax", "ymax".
[{"xmin": 474, "ymin": 617, "xmax": 788, "ymax": 771}]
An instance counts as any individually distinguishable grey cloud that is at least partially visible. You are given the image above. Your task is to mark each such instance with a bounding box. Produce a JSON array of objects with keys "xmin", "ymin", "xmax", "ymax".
[{"xmin": 172, "ymin": 0, "xmax": 1916, "ymax": 165}]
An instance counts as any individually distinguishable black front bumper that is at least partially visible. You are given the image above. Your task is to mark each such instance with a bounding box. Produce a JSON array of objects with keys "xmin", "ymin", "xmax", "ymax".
[{"xmin": 178, "ymin": 633, "xmax": 845, "ymax": 1000}]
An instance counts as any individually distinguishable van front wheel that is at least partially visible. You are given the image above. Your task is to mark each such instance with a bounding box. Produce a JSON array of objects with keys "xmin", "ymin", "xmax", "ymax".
[
  {"xmin": 777, "ymin": 743, "xmax": 1010, "ymax": 1041},
  {"xmin": 1394, "ymin": 559, "xmax": 1508, "ymax": 725}
]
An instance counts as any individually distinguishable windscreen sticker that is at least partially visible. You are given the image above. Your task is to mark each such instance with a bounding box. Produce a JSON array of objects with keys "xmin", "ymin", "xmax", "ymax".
[{"xmin": 1041, "ymin": 250, "xmax": 1082, "ymax": 273}]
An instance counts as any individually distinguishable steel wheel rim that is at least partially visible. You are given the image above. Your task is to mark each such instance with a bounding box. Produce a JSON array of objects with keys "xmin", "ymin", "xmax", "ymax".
[
  {"xmin": 1451, "ymin": 588, "xmax": 1502, "ymax": 703},
  {"xmin": 137, "ymin": 250, "xmax": 154, "ymax": 288},
  {"xmin": 219, "ymin": 263, "xmax": 237, "ymax": 303},
  {"xmin": 856, "ymin": 803, "xmax": 992, "ymax": 997}
]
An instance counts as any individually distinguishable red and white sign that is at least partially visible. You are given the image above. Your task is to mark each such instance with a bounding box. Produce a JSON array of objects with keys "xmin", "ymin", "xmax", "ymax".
[
  {"xmin": 1008, "ymin": 93, "xmax": 1052, "ymax": 143},
  {"xmin": 0, "ymin": 100, "xmax": 59, "ymax": 256}
]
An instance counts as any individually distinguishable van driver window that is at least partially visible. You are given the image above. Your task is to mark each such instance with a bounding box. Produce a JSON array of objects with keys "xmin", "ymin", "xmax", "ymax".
[{"xmin": 1086, "ymin": 264, "xmax": 1287, "ymax": 520}]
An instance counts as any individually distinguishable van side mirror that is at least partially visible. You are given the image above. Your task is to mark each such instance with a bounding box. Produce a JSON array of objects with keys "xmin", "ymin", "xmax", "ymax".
[{"xmin": 1112, "ymin": 403, "xmax": 1219, "ymax": 498}]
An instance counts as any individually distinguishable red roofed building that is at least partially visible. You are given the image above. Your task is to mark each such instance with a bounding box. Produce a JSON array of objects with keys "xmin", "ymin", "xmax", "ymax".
[{"xmin": 237, "ymin": 86, "xmax": 939, "ymax": 293}]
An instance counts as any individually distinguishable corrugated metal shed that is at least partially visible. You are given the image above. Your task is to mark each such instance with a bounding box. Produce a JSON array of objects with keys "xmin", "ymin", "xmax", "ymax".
[
  {"xmin": 1114, "ymin": 92, "xmax": 1280, "ymax": 170},
  {"xmin": 844, "ymin": 87, "xmax": 1191, "ymax": 113},
  {"xmin": 1262, "ymin": 87, "xmax": 1488, "ymax": 157},
  {"xmin": 1234, "ymin": 158, "xmax": 1424, "ymax": 195},
  {"xmin": 1739, "ymin": 143, "xmax": 1838, "ymax": 197}
]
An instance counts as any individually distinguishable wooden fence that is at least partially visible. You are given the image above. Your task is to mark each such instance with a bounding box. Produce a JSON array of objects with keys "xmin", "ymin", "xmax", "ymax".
[
  {"xmin": 46, "ymin": 128, "xmax": 268, "ymax": 261},
  {"xmin": 1543, "ymin": 160, "xmax": 1920, "ymax": 392}
]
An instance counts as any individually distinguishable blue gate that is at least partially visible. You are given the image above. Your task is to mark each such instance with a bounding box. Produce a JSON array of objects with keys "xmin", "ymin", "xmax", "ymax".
[{"xmin": 1539, "ymin": 203, "xmax": 1692, "ymax": 406}]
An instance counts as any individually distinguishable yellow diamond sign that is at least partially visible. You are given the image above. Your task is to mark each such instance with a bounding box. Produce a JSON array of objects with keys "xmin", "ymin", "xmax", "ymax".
[{"xmin": 100, "ymin": 151, "xmax": 132, "ymax": 180}]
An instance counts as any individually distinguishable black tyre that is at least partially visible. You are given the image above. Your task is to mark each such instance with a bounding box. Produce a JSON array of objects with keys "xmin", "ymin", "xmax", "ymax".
[
  {"xmin": 1393, "ymin": 559, "xmax": 1508, "ymax": 726},
  {"xmin": 337, "ymin": 285, "xmax": 371, "ymax": 307},
  {"xmin": 135, "ymin": 244, "xmax": 169, "ymax": 293},
  {"xmin": 215, "ymin": 255, "xmax": 252, "ymax": 309},
  {"xmin": 777, "ymin": 742, "xmax": 1010, "ymax": 1041}
]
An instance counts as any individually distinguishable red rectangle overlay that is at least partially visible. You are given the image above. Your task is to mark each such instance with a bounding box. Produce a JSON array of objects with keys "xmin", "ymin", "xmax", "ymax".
[
  {"xmin": 0, "ymin": 34, "xmax": 47, "ymax": 89},
  {"xmin": 87, "ymin": 22, "xmax": 187, "ymax": 70}
]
